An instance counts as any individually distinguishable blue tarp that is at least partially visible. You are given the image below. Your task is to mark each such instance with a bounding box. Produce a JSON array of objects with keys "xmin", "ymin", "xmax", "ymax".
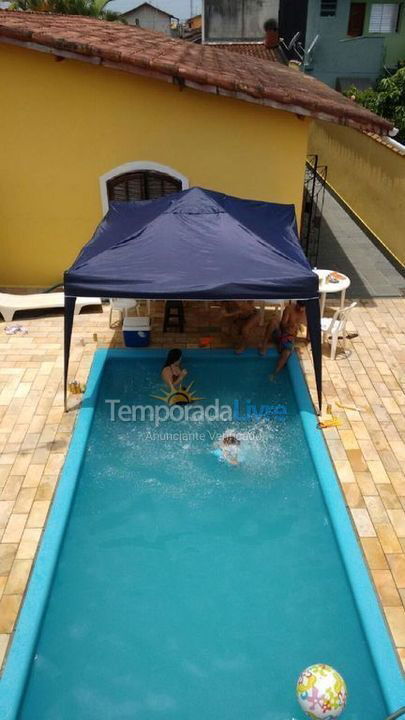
[
  {"xmin": 64, "ymin": 187, "xmax": 321, "ymax": 408},
  {"xmin": 64, "ymin": 187, "xmax": 318, "ymax": 300}
]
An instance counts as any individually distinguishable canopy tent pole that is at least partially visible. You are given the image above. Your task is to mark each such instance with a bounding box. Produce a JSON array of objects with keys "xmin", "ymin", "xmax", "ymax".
[
  {"xmin": 64, "ymin": 296, "xmax": 76, "ymax": 412},
  {"xmin": 305, "ymin": 298, "xmax": 322, "ymax": 413}
]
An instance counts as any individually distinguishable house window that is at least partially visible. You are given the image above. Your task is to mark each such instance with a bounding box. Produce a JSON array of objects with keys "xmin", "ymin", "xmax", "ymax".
[
  {"xmin": 107, "ymin": 170, "xmax": 182, "ymax": 203},
  {"xmin": 320, "ymin": 0, "xmax": 337, "ymax": 16},
  {"xmin": 347, "ymin": 2, "xmax": 366, "ymax": 35},
  {"xmin": 368, "ymin": 3, "xmax": 400, "ymax": 32}
]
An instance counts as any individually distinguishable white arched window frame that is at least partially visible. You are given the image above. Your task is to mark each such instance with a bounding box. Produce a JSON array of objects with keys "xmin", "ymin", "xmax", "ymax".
[{"xmin": 99, "ymin": 161, "xmax": 190, "ymax": 215}]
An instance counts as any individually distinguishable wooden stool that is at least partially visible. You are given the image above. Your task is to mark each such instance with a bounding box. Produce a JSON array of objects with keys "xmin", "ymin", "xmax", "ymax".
[{"xmin": 163, "ymin": 300, "xmax": 185, "ymax": 332}]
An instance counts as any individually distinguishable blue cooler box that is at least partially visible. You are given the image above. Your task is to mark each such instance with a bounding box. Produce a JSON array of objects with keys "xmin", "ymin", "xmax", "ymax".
[{"xmin": 123, "ymin": 316, "xmax": 151, "ymax": 347}]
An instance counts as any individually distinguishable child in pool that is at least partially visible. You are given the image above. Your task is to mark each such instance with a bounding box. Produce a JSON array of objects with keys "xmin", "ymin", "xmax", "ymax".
[
  {"xmin": 214, "ymin": 433, "xmax": 244, "ymax": 466},
  {"xmin": 161, "ymin": 348, "xmax": 187, "ymax": 389},
  {"xmin": 221, "ymin": 435, "xmax": 241, "ymax": 465}
]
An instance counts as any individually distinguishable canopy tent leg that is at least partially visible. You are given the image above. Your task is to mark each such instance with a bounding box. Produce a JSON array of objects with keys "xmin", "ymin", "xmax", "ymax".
[
  {"xmin": 305, "ymin": 298, "xmax": 322, "ymax": 414},
  {"xmin": 64, "ymin": 296, "xmax": 76, "ymax": 412}
]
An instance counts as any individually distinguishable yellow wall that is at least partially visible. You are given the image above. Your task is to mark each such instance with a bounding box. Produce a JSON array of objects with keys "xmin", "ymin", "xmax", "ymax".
[
  {"xmin": 309, "ymin": 121, "xmax": 405, "ymax": 267},
  {"xmin": 0, "ymin": 43, "xmax": 309, "ymax": 287},
  {"xmin": 188, "ymin": 15, "xmax": 202, "ymax": 28}
]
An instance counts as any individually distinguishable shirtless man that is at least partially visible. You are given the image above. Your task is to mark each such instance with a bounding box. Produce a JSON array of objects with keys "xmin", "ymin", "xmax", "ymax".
[
  {"xmin": 260, "ymin": 301, "xmax": 306, "ymax": 376},
  {"xmin": 221, "ymin": 301, "xmax": 260, "ymax": 353}
]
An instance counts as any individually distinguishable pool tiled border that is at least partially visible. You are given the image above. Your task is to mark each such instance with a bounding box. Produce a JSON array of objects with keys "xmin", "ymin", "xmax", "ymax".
[
  {"xmin": 0, "ymin": 348, "xmax": 108, "ymax": 719},
  {"xmin": 288, "ymin": 352, "xmax": 404, "ymax": 712},
  {"xmin": 0, "ymin": 347, "xmax": 403, "ymax": 717}
]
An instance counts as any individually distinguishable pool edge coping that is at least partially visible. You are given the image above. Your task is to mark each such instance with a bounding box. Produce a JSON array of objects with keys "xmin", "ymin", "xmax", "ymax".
[
  {"xmin": 0, "ymin": 347, "xmax": 403, "ymax": 717},
  {"xmin": 0, "ymin": 348, "xmax": 109, "ymax": 719},
  {"xmin": 288, "ymin": 351, "xmax": 404, "ymax": 713}
]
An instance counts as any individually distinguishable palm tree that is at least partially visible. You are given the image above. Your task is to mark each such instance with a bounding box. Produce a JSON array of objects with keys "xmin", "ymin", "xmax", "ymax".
[{"xmin": 11, "ymin": 0, "xmax": 122, "ymax": 21}]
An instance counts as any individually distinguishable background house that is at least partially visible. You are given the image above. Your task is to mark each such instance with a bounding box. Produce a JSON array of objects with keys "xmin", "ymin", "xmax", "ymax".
[
  {"xmin": 186, "ymin": 13, "xmax": 201, "ymax": 29},
  {"xmin": 179, "ymin": 12, "xmax": 202, "ymax": 41},
  {"xmin": 202, "ymin": 0, "xmax": 405, "ymax": 89},
  {"xmin": 0, "ymin": 12, "xmax": 388, "ymax": 287},
  {"xmin": 203, "ymin": 0, "xmax": 279, "ymax": 41},
  {"xmin": 279, "ymin": 0, "xmax": 405, "ymax": 88},
  {"xmin": 202, "ymin": 0, "xmax": 282, "ymax": 60},
  {"xmin": 105, "ymin": 1, "xmax": 175, "ymax": 32}
]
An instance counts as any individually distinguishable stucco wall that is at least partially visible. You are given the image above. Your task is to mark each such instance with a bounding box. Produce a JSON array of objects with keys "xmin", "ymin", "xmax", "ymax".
[
  {"xmin": 123, "ymin": 5, "xmax": 171, "ymax": 33},
  {"xmin": 362, "ymin": 0, "xmax": 405, "ymax": 67},
  {"xmin": 306, "ymin": 0, "xmax": 386, "ymax": 87},
  {"xmin": 305, "ymin": 0, "xmax": 405, "ymax": 87},
  {"xmin": 0, "ymin": 43, "xmax": 309, "ymax": 287},
  {"xmin": 309, "ymin": 121, "xmax": 405, "ymax": 266},
  {"xmin": 204, "ymin": 0, "xmax": 279, "ymax": 40}
]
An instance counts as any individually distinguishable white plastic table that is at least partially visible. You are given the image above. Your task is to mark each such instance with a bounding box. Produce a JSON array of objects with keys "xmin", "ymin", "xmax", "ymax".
[{"xmin": 314, "ymin": 269, "xmax": 351, "ymax": 317}]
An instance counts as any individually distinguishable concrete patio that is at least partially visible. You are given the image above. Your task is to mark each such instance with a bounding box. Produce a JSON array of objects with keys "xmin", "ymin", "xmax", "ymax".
[
  {"xmin": 0, "ymin": 298, "xmax": 404, "ymax": 675},
  {"xmin": 318, "ymin": 190, "xmax": 405, "ymax": 298}
]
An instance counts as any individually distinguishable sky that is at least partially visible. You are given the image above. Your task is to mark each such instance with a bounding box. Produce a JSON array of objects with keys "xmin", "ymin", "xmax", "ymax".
[{"xmin": 149, "ymin": 0, "xmax": 202, "ymax": 19}]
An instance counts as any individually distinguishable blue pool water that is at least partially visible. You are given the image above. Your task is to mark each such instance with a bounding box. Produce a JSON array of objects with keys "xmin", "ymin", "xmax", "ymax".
[{"xmin": 18, "ymin": 355, "xmax": 388, "ymax": 719}]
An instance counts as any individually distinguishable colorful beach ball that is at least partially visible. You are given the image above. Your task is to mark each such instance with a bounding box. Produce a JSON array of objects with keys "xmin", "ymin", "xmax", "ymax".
[{"xmin": 296, "ymin": 664, "xmax": 347, "ymax": 719}]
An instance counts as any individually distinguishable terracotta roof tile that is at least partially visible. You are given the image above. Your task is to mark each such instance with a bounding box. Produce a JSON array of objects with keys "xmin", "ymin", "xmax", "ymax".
[
  {"xmin": 207, "ymin": 41, "xmax": 282, "ymax": 63},
  {"xmin": 0, "ymin": 10, "xmax": 392, "ymax": 134}
]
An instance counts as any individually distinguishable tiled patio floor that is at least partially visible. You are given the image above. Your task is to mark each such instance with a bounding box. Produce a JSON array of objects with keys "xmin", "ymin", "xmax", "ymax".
[{"xmin": 0, "ymin": 299, "xmax": 405, "ymax": 673}]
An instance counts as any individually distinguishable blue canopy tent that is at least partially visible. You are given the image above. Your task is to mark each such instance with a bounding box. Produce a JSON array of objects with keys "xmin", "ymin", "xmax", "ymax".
[{"xmin": 64, "ymin": 187, "xmax": 322, "ymax": 409}]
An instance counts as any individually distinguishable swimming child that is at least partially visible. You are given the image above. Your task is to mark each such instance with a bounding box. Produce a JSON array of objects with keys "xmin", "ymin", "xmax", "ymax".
[
  {"xmin": 214, "ymin": 432, "xmax": 244, "ymax": 466},
  {"xmin": 221, "ymin": 435, "xmax": 241, "ymax": 465}
]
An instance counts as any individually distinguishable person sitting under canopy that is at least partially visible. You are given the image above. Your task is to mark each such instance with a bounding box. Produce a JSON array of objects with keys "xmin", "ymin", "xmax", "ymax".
[
  {"xmin": 220, "ymin": 301, "xmax": 260, "ymax": 353},
  {"xmin": 260, "ymin": 301, "xmax": 306, "ymax": 377}
]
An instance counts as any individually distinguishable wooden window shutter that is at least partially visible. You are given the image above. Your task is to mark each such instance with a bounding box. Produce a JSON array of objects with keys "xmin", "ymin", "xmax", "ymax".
[
  {"xmin": 347, "ymin": 2, "xmax": 366, "ymax": 35},
  {"xmin": 107, "ymin": 171, "xmax": 182, "ymax": 204}
]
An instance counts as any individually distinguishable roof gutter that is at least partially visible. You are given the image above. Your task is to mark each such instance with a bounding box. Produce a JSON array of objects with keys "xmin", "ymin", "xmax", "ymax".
[
  {"xmin": 0, "ymin": 35, "xmax": 391, "ymax": 135},
  {"xmin": 385, "ymin": 135, "xmax": 405, "ymax": 152}
]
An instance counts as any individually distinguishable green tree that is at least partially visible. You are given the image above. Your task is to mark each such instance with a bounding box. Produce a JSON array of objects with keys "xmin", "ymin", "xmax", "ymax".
[
  {"xmin": 11, "ymin": 0, "xmax": 122, "ymax": 21},
  {"xmin": 346, "ymin": 66, "xmax": 405, "ymax": 144}
]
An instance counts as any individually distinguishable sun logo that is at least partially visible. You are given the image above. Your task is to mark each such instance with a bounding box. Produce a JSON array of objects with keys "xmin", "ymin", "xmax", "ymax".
[{"xmin": 152, "ymin": 381, "xmax": 203, "ymax": 406}]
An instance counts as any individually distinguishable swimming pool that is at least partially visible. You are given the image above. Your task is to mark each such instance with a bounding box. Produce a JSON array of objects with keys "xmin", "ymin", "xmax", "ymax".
[{"xmin": 1, "ymin": 349, "xmax": 403, "ymax": 719}]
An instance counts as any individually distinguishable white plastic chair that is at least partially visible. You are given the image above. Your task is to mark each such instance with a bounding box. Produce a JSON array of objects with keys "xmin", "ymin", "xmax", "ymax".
[
  {"xmin": 109, "ymin": 298, "xmax": 152, "ymax": 327},
  {"xmin": 258, "ymin": 300, "xmax": 285, "ymax": 325},
  {"xmin": 321, "ymin": 302, "xmax": 357, "ymax": 359},
  {"xmin": 109, "ymin": 298, "xmax": 139, "ymax": 328},
  {"xmin": 0, "ymin": 292, "xmax": 101, "ymax": 323}
]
